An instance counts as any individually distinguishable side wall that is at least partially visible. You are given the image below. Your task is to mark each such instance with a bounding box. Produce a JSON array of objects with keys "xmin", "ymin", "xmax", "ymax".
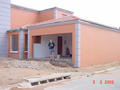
[
  {"xmin": 37, "ymin": 10, "xmax": 54, "ymax": 22},
  {"xmin": 11, "ymin": 8, "xmax": 38, "ymax": 29},
  {"xmin": 81, "ymin": 24, "xmax": 120, "ymax": 66},
  {"xmin": 0, "ymin": 0, "xmax": 10, "ymax": 57}
]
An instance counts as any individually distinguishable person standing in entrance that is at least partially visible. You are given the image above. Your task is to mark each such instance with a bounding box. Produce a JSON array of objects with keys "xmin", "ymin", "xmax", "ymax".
[{"xmin": 48, "ymin": 40, "xmax": 55, "ymax": 60}]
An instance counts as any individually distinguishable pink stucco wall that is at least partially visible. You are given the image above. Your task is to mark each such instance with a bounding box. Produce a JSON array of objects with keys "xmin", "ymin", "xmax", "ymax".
[
  {"xmin": 81, "ymin": 24, "xmax": 120, "ymax": 66},
  {"xmin": 57, "ymin": 10, "xmax": 72, "ymax": 18}
]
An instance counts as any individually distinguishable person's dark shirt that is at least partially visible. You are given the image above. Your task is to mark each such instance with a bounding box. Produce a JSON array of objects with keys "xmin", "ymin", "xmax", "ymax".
[{"xmin": 48, "ymin": 42, "xmax": 55, "ymax": 49}]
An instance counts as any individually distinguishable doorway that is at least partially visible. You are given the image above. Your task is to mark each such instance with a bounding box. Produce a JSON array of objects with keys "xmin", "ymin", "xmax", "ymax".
[{"xmin": 58, "ymin": 36, "xmax": 62, "ymax": 55}]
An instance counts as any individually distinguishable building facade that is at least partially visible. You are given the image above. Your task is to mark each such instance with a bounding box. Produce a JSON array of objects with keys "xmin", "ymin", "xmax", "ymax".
[
  {"xmin": 0, "ymin": 3, "xmax": 119, "ymax": 67},
  {"xmin": 0, "ymin": 0, "xmax": 10, "ymax": 57}
]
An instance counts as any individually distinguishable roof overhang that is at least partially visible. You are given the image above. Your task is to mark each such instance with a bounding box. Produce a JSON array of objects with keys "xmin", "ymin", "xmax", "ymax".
[
  {"xmin": 28, "ymin": 19, "xmax": 119, "ymax": 32},
  {"xmin": 7, "ymin": 28, "xmax": 28, "ymax": 32},
  {"xmin": 28, "ymin": 19, "xmax": 79, "ymax": 30},
  {"xmin": 79, "ymin": 20, "xmax": 119, "ymax": 32}
]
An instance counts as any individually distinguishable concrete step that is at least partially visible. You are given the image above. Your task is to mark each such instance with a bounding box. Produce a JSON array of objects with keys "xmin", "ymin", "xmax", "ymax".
[{"xmin": 24, "ymin": 73, "xmax": 71, "ymax": 86}]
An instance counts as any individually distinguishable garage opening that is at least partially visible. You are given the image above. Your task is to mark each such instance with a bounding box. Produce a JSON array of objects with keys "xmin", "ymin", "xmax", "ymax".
[{"xmin": 33, "ymin": 33, "xmax": 72, "ymax": 61}]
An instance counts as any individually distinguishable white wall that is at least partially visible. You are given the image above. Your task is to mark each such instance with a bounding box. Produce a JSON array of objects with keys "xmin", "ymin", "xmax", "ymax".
[
  {"xmin": 33, "ymin": 33, "xmax": 72, "ymax": 59},
  {"xmin": 62, "ymin": 34, "xmax": 72, "ymax": 56},
  {"xmin": 0, "ymin": 0, "xmax": 10, "ymax": 57}
]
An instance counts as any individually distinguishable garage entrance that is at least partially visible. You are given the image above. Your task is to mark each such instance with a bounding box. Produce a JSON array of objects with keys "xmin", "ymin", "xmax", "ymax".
[{"xmin": 33, "ymin": 33, "xmax": 72, "ymax": 60}]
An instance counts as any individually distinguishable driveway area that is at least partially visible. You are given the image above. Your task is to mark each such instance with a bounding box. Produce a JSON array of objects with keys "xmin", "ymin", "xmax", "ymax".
[{"xmin": 45, "ymin": 67, "xmax": 120, "ymax": 90}]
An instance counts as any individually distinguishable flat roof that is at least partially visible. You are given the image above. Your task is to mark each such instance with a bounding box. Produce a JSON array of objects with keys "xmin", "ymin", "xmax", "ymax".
[
  {"xmin": 11, "ymin": 4, "xmax": 73, "ymax": 14},
  {"xmin": 11, "ymin": 4, "xmax": 39, "ymax": 13}
]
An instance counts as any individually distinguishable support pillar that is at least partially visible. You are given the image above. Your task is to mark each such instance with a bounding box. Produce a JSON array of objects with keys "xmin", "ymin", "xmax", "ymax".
[
  {"xmin": 19, "ymin": 30, "xmax": 24, "ymax": 59},
  {"xmin": 27, "ymin": 30, "xmax": 31, "ymax": 59},
  {"xmin": 54, "ymin": 8, "xmax": 58, "ymax": 19},
  {"xmin": 74, "ymin": 23, "xmax": 81, "ymax": 67}
]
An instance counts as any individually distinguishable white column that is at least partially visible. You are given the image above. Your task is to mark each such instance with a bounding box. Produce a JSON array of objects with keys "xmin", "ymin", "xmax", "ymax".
[
  {"xmin": 74, "ymin": 23, "xmax": 81, "ymax": 67},
  {"xmin": 19, "ymin": 30, "xmax": 24, "ymax": 59},
  {"xmin": 27, "ymin": 30, "xmax": 31, "ymax": 59},
  {"xmin": 54, "ymin": 9, "xmax": 58, "ymax": 19}
]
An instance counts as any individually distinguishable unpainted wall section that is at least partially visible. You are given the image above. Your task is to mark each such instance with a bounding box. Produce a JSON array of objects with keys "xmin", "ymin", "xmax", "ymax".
[
  {"xmin": 81, "ymin": 24, "xmax": 120, "ymax": 66},
  {"xmin": 33, "ymin": 35, "xmax": 57, "ymax": 59}
]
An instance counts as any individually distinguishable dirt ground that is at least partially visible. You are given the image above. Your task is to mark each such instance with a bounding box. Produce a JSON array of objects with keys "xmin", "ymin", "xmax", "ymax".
[{"xmin": 0, "ymin": 57, "xmax": 120, "ymax": 89}]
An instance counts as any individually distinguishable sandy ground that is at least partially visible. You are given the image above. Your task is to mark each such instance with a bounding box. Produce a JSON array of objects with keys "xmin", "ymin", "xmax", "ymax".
[{"xmin": 0, "ymin": 57, "xmax": 120, "ymax": 89}]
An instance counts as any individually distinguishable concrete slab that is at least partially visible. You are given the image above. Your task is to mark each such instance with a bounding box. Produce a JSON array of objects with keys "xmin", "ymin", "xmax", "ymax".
[
  {"xmin": 24, "ymin": 73, "xmax": 71, "ymax": 86},
  {"xmin": 45, "ymin": 68, "xmax": 120, "ymax": 90},
  {"xmin": 18, "ymin": 82, "xmax": 32, "ymax": 88}
]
